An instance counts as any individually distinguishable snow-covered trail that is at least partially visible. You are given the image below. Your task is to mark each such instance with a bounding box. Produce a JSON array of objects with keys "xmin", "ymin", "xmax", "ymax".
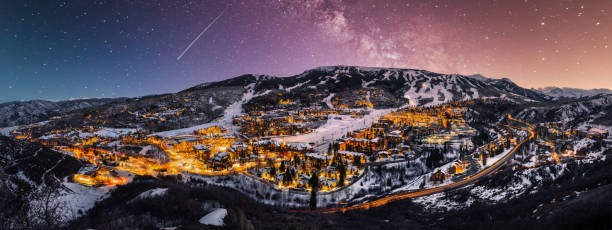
[
  {"xmin": 274, "ymin": 108, "xmax": 395, "ymax": 145},
  {"xmin": 40, "ymin": 155, "xmax": 65, "ymax": 186},
  {"xmin": 222, "ymin": 83, "xmax": 255, "ymax": 134},
  {"xmin": 149, "ymin": 83, "xmax": 255, "ymax": 137},
  {"xmin": 323, "ymin": 93, "xmax": 335, "ymax": 109}
]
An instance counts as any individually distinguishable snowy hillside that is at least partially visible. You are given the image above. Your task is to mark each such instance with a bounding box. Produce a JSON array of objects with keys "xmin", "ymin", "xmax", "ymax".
[
  {"xmin": 515, "ymin": 94, "xmax": 612, "ymax": 127},
  {"xmin": 190, "ymin": 66, "xmax": 549, "ymax": 107},
  {"xmin": 537, "ymin": 87, "xmax": 612, "ymax": 99},
  {"xmin": 3, "ymin": 66, "xmax": 552, "ymax": 137},
  {"xmin": 0, "ymin": 98, "xmax": 125, "ymax": 127}
]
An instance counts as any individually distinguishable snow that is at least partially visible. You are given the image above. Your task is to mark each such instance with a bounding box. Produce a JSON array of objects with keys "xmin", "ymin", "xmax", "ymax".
[
  {"xmin": 362, "ymin": 79, "xmax": 377, "ymax": 88},
  {"xmin": 432, "ymin": 83, "xmax": 454, "ymax": 105},
  {"xmin": 199, "ymin": 208, "xmax": 227, "ymax": 226},
  {"xmin": 413, "ymin": 192, "xmax": 474, "ymax": 211},
  {"xmin": 0, "ymin": 126, "xmax": 19, "ymax": 136},
  {"xmin": 150, "ymin": 83, "xmax": 256, "ymax": 137},
  {"xmin": 253, "ymin": 89, "xmax": 272, "ymax": 98},
  {"xmin": 225, "ymin": 83, "xmax": 255, "ymax": 123},
  {"xmin": 338, "ymin": 150, "xmax": 365, "ymax": 157},
  {"xmin": 274, "ymin": 108, "xmax": 394, "ymax": 144},
  {"xmin": 323, "ymin": 93, "xmax": 335, "ymax": 109},
  {"xmin": 574, "ymin": 138, "xmax": 595, "ymax": 152},
  {"xmin": 131, "ymin": 188, "xmax": 168, "ymax": 201},
  {"xmin": 286, "ymin": 80, "xmax": 310, "ymax": 92},
  {"xmin": 538, "ymin": 87, "xmax": 612, "ymax": 98},
  {"xmin": 306, "ymin": 152, "xmax": 329, "ymax": 160},
  {"xmin": 92, "ymin": 127, "xmax": 138, "ymax": 138},
  {"xmin": 470, "ymin": 88, "xmax": 479, "ymax": 99},
  {"xmin": 483, "ymin": 147, "xmax": 513, "ymax": 167},
  {"xmin": 150, "ymin": 122, "xmax": 220, "ymax": 137},
  {"xmin": 138, "ymin": 145, "xmax": 154, "ymax": 155},
  {"xmin": 402, "ymin": 78, "xmax": 456, "ymax": 106},
  {"xmin": 466, "ymin": 74, "xmax": 491, "ymax": 82},
  {"xmin": 53, "ymin": 182, "xmax": 112, "ymax": 222}
]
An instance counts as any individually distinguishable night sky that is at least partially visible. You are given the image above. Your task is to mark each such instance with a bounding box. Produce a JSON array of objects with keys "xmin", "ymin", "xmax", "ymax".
[{"xmin": 1, "ymin": 0, "xmax": 610, "ymax": 102}]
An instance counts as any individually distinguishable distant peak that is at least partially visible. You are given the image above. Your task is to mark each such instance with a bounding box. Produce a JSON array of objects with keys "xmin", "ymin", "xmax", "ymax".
[{"xmin": 466, "ymin": 74, "xmax": 491, "ymax": 82}]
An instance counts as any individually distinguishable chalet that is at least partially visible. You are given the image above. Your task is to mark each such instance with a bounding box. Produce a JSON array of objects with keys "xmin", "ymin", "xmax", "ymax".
[
  {"xmin": 447, "ymin": 161, "xmax": 465, "ymax": 174},
  {"xmin": 229, "ymin": 142, "xmax": 249, "ymax": 152},
  {"xmin": 376, "ymin": 150, "xmax": 391, "ymax": 158},
  {"xmin": 296, "ymin": 174, "xmax": 310, "ymax": 188},
  {"xmin": 430, "ymin": 170, "xmax": 446, "ymax": 183},
  {"xmin": 306, "ymin": 152, "xmax": 329, "ymax": 166},
  {"xmin": 209, "ymin": 152, "xmax": 230, "ymax": 170},
  {"xmin": 193, "ymin": 144, "xmax": 212, "ymax": 152},
  {"xmin": 337, "ymin": 150, "xmax": 365, "ymax": 162},
  {"xmin": 398, "ymin": 143, "xmax": 412, "ymax": 152},
  {"xmin": 192, "ymin": 144, "xmax": 212, "ymax": 161},
  {"xmin": 285, "ymin": 142, "xmax": 313, "ymax": 151}
]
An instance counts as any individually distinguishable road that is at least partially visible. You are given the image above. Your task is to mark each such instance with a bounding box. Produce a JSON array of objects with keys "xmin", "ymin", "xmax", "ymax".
[
  {"xmin": 162, "ymin": 118, "xmax": 535, "ymax": 213},
  {"xmin": 294, "ymin": 117, "xmax": 534, "ymax": 213}
]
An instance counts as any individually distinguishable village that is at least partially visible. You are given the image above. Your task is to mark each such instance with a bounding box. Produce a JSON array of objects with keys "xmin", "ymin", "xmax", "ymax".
[{"xmin": 11, "ymin": 97, "xmax": 607, "ymax": 197}]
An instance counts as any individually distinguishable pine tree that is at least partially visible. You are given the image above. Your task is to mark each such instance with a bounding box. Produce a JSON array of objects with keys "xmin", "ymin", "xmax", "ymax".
[
  {"xmin": 309, "ymin": 172, "xmax": 319, "ymax": 209},
  {"xmin": 483, "ymin": 152, "xmax": 488, "ymax": 166},
  {"xmin": 338, "ymin": 161, "xmax": 346, "ymax": 187},
  {"xmin": 270, "ymin": 167, "xmax": 276, "ymax": 177}
]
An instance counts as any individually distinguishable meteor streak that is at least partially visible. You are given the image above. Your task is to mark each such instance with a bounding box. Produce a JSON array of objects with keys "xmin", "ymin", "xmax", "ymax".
[{"xmin": 176, "ymin": 7, "xmax": 227, "ymax": 61}]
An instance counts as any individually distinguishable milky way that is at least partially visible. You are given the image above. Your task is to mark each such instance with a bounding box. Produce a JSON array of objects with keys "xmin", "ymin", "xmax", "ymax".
[{"xmin": 1, "ymin": 0, "xmax": 610, "ymax": 102}]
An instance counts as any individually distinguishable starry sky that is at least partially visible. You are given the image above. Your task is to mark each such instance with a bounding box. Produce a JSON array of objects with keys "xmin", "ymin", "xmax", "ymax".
[{"xmin": 1, "ymin": 0, "xmax": 610, "ymax": 102}]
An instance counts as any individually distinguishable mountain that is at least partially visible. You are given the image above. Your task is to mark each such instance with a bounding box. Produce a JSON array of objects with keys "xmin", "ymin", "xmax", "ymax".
[
  {"xmin": 515, "ymin": 94, "xmax": 612, "ymax": 127},
  {"xmin": 537, "ymin": 87, "xmax": 612, "ymax": 99},
  {"xmin": 0, "ymin": 98, "xmax": 126, "ymax": 128},
  {"xmin": 3, "ymin": 66, "xmax": 551, "ymax": 135},
  {"xmin": 1, "ymin": 66, "xmax": 610, "ymax": 229},
  {"xmin": 0, "ymin": 136, "xmax": 83, "ymax": 228},
  {"xmin": 189, "ymin": 65, "xmax": 550, "ymax": 108}
]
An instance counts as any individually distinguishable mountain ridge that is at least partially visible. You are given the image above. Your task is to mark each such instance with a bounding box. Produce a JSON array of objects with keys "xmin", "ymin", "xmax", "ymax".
[
  {"xmin": 536, "ymin": 86, "xmax": 612, "ymax": 99},
  {"xmin": 1, "ymin": 65, "xmax": 553, "ymax": 131}
]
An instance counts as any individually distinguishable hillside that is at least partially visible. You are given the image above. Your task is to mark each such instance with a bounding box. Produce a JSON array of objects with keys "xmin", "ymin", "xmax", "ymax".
[
  {"xmin": 0, "ymin": 98, "xmax": 126, "ymax": 128},
  {"xmin": 0, "ymin": 66, "xmax": 609, "ymax": 230},
  {"xmin": 2, "ymin": 66, "xmax": 552, "ymax": 137},
  {"xmin": 537, "ymin": 87, "xmax": 612, "ymax": 99}
]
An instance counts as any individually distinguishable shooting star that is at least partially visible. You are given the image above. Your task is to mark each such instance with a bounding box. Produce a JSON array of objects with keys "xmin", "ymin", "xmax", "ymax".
[{"xmin": 177, "ymin": 7, "xmax": 227, "ymax": 61}]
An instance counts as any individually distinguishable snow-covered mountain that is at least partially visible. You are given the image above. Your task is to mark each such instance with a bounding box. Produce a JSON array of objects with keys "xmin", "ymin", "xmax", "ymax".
[
  {"xmin": 1, "ymin": 66, "xmax": 610, "ymax": 229},
  {"xmin": 2, "ymin": 66, "xmax": 551, "ymax": 133},
  {"xmin": 0, "ymin": 98, "xmax": 126, "ymax": 128},
  {"xmin": 0, "ymin": 136, "xmax": 84, "ymax": 228},
  {"xmin": 189, "ymin": 65, "xmax": 549, "ymax": 107},
  {"xmin": 536, "ymin": 87, "xmax": 612, "ymax": 99},
  {"xmin": 515, "ymin": 94, "xmax": 612, "ymax": 127}
]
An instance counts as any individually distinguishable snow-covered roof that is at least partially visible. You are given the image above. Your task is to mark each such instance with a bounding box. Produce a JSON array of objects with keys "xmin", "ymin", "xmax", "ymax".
[
  {"xmin": 338, "ymin": 150, "xmax": 365, "ymax": 157},
  {"xmin": 193, "ymin": 144, "xmax": 212, "ymax": 150},
  {"xmin": 285, "ymin": 142, "xmax": 312, "ymax": 150},
  {"xmin": 306, "ymin": 152, "xmax": 329, "ymax": 160}
]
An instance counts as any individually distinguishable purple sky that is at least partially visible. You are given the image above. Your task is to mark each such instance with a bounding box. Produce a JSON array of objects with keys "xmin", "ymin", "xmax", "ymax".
[{"xmin": 2, "ymin": 0, "xmax": 610, "ymax": 102}]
